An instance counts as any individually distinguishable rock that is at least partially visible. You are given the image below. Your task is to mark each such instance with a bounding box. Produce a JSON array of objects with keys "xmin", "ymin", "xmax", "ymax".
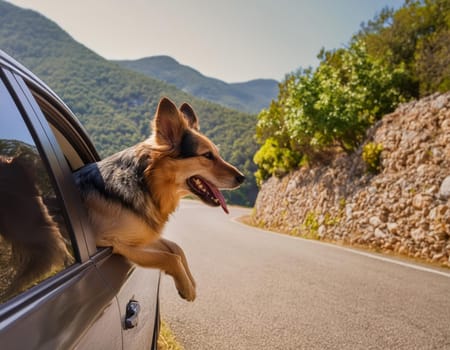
[
  {"xmin": 412, "ymin": 228, "xmax": 425, "ymax": 243},
  {"xmin": 442, "ymin": 118, "xmax": 450, "ymax": 131},
  {"xmin": 412, "ymin": 194, "xmax": 432, "ymax": 210},
  {"xmin": 369, "ymin": 216, "xmax": 382, "ymax": 227},
  {"xmin": 439, "ymin": 176, "xmax": 450, "ymax": 200},
  {"xmin": 387, "ymin": 222, "xmax": 399, "ymax": 234},
  {"xmin": 416, "ymin": 164, "xmax": 428, "ymax": 177},
  {"xmin": 375, "ymin": 228, "xmax": 386, "ymax": 238},
  {"xmin": 345, "ymin": 204, "xmax": 353, "ymax": 219},
  {"xmin": 438, "ymin": 205, "xmax": 448, "ymax": 215},
  {"xmin": 368, "ymin": 186, "xmax": 377, "ymax": 195},
  {"xmin": 431, "ymin": 95, "xmax": 448, "ymax": 112},
  {"xmin": 425, "ymin": 185, "xmax": 438, "ymax": 195},
  {"xmin": 362, "ymin": 231, "xmax": 374, "ymax": 242},
  {"xmin": 432, "ymin": 253, "xmax": 445, "ymax": 262},
  {"xmin": 318, "ymin": 225, "xmax": 326, "ymax": 238},
  {"xmin": 398, "ymin": 246, "xmax": 407, "ymax": 255},
  {"xmin": 430, "ymin": 147, "xmax": 444, "ymax": 164},
  {"xmin": 286, "ymin": 179, "xmax": 297, "ymax": 193},
  {"xmin": 429, "ymin": 205, "xmax": 449, "ymax": 221}
]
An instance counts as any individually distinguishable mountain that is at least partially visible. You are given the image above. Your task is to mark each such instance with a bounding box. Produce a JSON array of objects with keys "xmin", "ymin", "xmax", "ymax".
[
  {"xmin": 113, "ymin": 56, "xmax": 279, "ymax": 114},
  {"xmin": 0, "ymin": 0, "xmax": 258, "ymax": 206}
]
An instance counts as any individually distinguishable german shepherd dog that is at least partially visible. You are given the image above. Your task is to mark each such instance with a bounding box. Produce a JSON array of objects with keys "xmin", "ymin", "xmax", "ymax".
[{"xmin": 74, "ymin": 97, "xmax": 245, "ymax": 301}]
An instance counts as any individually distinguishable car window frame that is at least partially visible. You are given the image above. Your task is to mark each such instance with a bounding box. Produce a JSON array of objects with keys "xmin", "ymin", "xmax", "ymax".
[
  {"xmin": 1, "ymin": 68, "xmax": 92, "ymax": 258},
  {"xmin": 0, "ymin": 67, "xmax": 101, "ymax": 310},
  {"xmin": 4, "ymin": 64, "xmax": 119, "ymax": 258},
  {"xmin": 0, "ymin": 52, "xmax": 102, "ymax": 256}
]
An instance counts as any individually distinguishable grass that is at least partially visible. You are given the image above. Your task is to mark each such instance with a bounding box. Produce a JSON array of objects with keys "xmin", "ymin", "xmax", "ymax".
[{"xmin": 158, "ymin": 320, "xmax": 184, "ymax": 350}]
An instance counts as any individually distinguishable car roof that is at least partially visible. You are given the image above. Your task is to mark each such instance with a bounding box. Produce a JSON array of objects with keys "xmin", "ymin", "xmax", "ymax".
[
  {"xmin": 0, "ymin": 49, "xmax": 63, "ymax": 107},
  {"xmin": 0, "ymin": 49, "xmax": 100, "ymax": 162}
]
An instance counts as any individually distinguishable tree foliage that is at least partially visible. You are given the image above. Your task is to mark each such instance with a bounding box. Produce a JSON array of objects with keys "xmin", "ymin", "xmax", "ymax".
[
  {"xmin": 254, "ymin": 0, "xmax": 449, "ymax": 184},
  {"xmin": 255, "ymin": 41, "xmax": 405, "ymax": 183},
  {"xmin": 357, "ymin": 0, "xmax": 450, "ymax": 96}
]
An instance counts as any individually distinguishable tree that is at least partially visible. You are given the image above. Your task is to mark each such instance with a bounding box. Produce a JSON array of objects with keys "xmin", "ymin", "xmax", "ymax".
[
  {"xmin": 254, "ymin": 41, "xmax": 405, "ymax": 183},
  {"xmin": 357, "ymin": 0, "xmax": 450, "ymax": 97}
]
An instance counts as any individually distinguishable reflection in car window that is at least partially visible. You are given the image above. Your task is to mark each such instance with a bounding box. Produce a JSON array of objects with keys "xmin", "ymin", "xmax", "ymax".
[{"xmin": 0, "ymin": 79, "xmax": 75, "ymax": 303}]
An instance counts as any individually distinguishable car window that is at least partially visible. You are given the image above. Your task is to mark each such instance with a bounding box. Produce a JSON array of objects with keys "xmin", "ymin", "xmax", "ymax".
[
  {"xmin": 0, "ymin": 78, "xmax": 75, "ymax": 303},
  {"xmin": 32, "ymin": 95, "xmax": 86, "ymax": 171},
  {"xmin": 29, "ymin": 90, "xmax": 99, "ymax": 172}
]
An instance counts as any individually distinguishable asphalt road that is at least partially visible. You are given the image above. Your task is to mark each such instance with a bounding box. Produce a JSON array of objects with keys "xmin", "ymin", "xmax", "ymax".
[{"xmin": 160, "ymin": 200, "xmax": 450, "ymax": 350}]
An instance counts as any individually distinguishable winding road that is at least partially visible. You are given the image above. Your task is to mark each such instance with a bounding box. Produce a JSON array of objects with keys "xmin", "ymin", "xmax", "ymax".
[{"xmin": 160, "ymin": 200, "xmax": 450, "ymax": 349}]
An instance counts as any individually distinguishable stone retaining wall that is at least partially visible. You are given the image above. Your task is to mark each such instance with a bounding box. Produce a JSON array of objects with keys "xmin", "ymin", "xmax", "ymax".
[{"xmin": 253, "ymin": 93, "xmax": 450, "ymax": 266}]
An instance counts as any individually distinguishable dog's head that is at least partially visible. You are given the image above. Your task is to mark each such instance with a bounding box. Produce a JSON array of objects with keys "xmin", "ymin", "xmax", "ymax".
[{"xmin": 147, "ymin": 97, "xmax": 245, "ymax": 214}]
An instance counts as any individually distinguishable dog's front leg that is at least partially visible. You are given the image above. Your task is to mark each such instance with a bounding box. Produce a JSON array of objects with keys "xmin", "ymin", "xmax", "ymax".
[
  {"xmin": 155, "ymin": 238, "xmax": 196, "ymax": 289},
  {"xmin": 113, "ymin": 240, "xmax": 196, "ymax": 301}
]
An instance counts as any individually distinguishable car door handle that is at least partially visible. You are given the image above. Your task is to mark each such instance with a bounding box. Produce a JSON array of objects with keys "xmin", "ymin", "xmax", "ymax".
[{"xmin": 124, "ymin": 300, "xmax": 141, "ymax": 329}]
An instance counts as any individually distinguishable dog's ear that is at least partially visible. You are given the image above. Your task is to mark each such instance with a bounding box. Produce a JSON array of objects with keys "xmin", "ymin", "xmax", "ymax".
[
  {"xmin": 153, "ymin": 97, "xmax": 186, "ymax": 149},
  {"xmin": 180, "ymin": 103, "xmax": 200, "ymax": 131}
]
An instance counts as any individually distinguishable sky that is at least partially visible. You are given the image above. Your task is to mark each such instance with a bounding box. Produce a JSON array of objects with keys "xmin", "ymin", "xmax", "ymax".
[{"xmin": 6, "ymin": 0, "xmax": 404, "ymax": 83}]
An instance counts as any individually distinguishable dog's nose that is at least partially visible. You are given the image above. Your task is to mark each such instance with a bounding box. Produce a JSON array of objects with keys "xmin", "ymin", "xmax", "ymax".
[{"xmin": 235, "ymin": 173, "xmax": 246, "ymax": 184}]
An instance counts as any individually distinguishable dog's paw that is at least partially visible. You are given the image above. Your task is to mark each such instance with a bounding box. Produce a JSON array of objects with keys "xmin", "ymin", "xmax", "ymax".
[
  {"xmin": 178, "ymin": 290, "xmax": 195, "ymax": 302},
  {"xmin": 176, "ymin": 281, "xmax": 196, "ymax": 302}
]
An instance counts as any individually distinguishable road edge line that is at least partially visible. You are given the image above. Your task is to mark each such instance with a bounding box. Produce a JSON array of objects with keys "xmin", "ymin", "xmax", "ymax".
[{"xmin": 230, "ymin": 214, "xmax": 450, "ymax": 279}]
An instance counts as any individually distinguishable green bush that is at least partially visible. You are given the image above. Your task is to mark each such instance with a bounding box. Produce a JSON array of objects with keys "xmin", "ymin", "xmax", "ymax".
[
  {"xmin": 302, "ymin": 211, "xmax": 320, "ymax": 239},
  {"xmin": 362, "ymin": 142, "xmax": 384, "ymax": 173},
  {"xmin": 254, "ymin": 41, "xmax": 404, "ymax": 180},
  {"xmin": 253, "ymin": 138, "xmax": 302, "ymax": 185}
]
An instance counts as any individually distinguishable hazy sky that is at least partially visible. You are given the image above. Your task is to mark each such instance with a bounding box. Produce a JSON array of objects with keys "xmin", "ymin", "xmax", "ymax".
[{"xmin": 7, "ymin": 0, "xmax": 404, "ymax": 83}]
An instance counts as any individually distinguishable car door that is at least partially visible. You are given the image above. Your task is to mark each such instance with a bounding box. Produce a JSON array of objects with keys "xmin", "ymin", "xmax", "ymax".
[
  {"xmin": 7, "ymin": 58, "xmax": 161, "ymax": 349},
  {"xmin": 0, "ymin": 63, "xmax": 125, "ymax": 349}
]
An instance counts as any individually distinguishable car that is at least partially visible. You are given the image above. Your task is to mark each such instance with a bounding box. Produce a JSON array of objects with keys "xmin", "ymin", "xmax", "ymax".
[{"xmin": 0, "ymin": 49, "xmax": 160, "ymax": 349}]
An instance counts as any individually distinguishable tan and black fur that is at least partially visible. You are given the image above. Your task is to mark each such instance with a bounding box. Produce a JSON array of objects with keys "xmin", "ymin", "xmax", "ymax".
[{"xmin": 74, "ymin": 97, "xmax": 245, "ymax": 301}]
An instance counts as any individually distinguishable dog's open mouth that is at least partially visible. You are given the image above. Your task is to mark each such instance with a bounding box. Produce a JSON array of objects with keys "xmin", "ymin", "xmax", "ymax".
[{"xmin": 186, "ymin": 175, "xmax": 229, "ymax": 214}]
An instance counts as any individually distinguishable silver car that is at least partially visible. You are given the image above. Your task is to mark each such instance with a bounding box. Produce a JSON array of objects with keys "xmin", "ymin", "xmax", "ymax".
[{"xmin": 0, "ymin": 50, "xmax": 160, "ymax": 349}]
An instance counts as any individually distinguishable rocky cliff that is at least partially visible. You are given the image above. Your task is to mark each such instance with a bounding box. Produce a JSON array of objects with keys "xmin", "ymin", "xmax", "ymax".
[{"xmin": 253, "ymin": 92, "xmax": 450, "ymax": 267}]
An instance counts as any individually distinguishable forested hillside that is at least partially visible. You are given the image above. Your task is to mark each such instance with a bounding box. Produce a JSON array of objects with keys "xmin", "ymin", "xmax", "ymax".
[
  {"xmin": 0, "ymin": 0, "xmax": 258, "ymax": 206},
  {"xmin": 113, "ymin": 56, "xmax": 279, "ymax": 114},
  {"xmin": 254, "ymin": 0, "xmax": 449, "ymax": 184}
]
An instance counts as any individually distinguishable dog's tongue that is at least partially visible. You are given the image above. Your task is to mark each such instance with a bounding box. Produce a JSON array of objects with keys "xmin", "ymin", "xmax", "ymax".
[{"xmin": 210, "ymin": 184, "xmax": 229, "ymax": 214}]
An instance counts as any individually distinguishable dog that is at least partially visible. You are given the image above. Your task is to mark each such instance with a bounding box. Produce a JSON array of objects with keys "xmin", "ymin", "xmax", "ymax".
[
  {"xmin": 74, "ymin": 97, "xmax": 245, "ymax": 301},
  {"xmin": 0, "ymin": 153, "xmax": 72, "ymax": 301}
]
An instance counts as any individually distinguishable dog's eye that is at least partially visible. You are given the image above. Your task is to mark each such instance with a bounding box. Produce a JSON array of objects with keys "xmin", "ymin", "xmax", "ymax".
[{"xmin": 202, "ymin": 151, "xmax": 215, "ymax": 160}]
